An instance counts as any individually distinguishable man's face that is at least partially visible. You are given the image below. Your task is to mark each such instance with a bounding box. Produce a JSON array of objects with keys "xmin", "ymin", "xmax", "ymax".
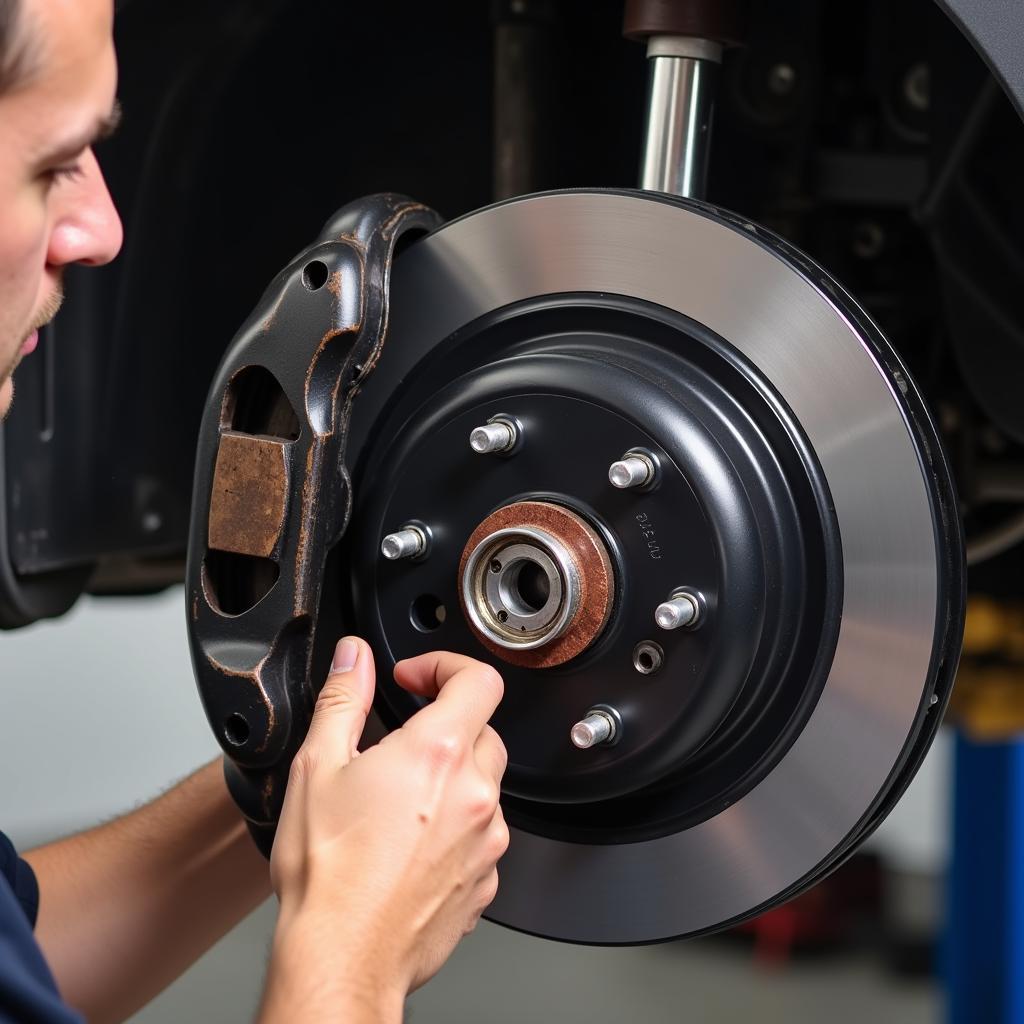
[{"xmin": 0, "ymin": 0, "xmax": 122, "ymax": 416}]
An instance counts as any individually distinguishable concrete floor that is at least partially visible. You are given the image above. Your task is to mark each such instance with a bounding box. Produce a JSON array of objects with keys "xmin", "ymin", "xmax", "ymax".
[{"xmin": 129, "ymin": 902, "xmax": 938, "ymax": 1024}]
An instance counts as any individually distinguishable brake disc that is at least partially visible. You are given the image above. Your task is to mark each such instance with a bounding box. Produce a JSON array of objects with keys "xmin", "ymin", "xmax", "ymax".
[{"xmin": 187, "ymin": 189, "xmax": 964, "ymax": 945}]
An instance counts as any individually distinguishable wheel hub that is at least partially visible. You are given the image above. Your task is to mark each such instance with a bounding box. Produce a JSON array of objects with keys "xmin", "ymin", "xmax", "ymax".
[{"xmin": 459, "ymin": 501, "xmax": 615, "ymax": 666}]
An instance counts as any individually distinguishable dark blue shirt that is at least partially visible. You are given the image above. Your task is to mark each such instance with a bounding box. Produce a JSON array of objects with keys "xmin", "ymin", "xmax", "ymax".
[{"xmin": 0, "ymin": 832, "xmax": 81, "ymax": 1023}]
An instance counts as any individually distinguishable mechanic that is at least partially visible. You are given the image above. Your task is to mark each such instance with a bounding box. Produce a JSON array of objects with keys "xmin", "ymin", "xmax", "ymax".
[{"xmin": 0, "ymin": 1, "xmax": 510, "ymax": 1022}]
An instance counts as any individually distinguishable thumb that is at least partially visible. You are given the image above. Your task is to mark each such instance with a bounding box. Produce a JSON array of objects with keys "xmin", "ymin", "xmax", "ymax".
[{"xmin": 305, "ymin": 636, "xmax": 376, "ymax": 763}]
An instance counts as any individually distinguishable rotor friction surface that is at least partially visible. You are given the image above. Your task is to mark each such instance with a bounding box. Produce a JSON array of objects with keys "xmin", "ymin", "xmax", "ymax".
[{"xmin": 345, "ymin": 190, "xmax": 963, "ymax": 944}]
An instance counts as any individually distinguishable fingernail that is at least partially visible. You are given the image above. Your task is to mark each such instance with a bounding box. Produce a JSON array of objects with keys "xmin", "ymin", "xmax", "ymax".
[{"xmin": 331, "ymin": 637, "xmax": 359, "ymax": 674}]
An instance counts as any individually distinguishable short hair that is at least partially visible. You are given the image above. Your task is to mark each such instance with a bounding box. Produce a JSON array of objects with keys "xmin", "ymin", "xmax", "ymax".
[{"xmin": 0, "ymin": 0, "xmax": 37, "ymax": 94}]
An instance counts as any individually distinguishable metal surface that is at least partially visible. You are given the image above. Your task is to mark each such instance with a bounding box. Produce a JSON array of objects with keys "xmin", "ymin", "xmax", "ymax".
[
  {"xmin": 470, "ymin": 420, "xmax": 517, "ymax": 454},
  {"xmin": 571, "ymin": 710, "xmax": 617, "ymax": 749},
  {"xmin": 463, "ymin": 527, "xmax": 577, "ymax": 651},
  {"xmin": 632, "ymin": 641, "xmax": 664, "ymax": 675},
  {"xmin": 938, "ymin": 0, "xmax": 1024, "ymax": 122},
  {"xmin": 186, "ymin": 194, "xmax": 441, "ymax": 856},
  {"xmin": 346, "ymin": 190, "xmax": 962, "ymax": 942},
  {"xmin": 456, "ymin": 500, "xmax": 617, "ymax": 670},
  {"xmin": 381, "ymin": 526, "xmax": 428, "ymax": 561},
  {"xmin": 608, "ymin": 454, "xmax": 654, "ymax": 489},
  {"xmin": 655, "ymin": 592, "xmax": 699, "ymax": 630},
  {"xmin": 639, "ymin": 41, "xmax": 719, "ymax": 198}
]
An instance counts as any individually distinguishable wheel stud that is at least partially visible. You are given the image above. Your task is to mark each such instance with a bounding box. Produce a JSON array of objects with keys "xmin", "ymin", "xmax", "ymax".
[
  {"xmin": 470, "ymin": 418, "xmax": 518, "ymax": 454},
  {"xmin": 609, "ymin": 451, "xmax": 656, "ymax": 489},
  {"xmin": 381, "ymin": 525, "xmax": 428, "ymax": 561},
  {"xmin": 570, "ymin": 708, "xmax": 619, "ymax": 749},
  {"xmin": 655, "ymin": 591, "xmax": 700, "ymax": 630}
]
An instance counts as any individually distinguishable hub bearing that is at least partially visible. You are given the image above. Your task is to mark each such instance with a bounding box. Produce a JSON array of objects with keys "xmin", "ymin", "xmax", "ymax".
[{"xmin": 459, "ymin": 501, "xmax": 615, "ymax": 667}]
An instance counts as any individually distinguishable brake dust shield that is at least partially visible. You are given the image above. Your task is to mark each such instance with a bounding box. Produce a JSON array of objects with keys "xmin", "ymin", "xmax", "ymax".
[{"xmin": 187, "ymin": 190, "xmax": 964, "ymax": 944}]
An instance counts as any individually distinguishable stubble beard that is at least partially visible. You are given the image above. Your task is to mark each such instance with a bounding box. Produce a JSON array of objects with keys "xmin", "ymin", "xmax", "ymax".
[{"xmin": 0, "ymin": 283, "xmax": 65, "ymax": 417}]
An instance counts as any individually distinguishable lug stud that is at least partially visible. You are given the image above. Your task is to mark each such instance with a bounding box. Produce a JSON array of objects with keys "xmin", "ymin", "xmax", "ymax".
[
  {"xmin": 381, "ymin": 525, "xmax": 428, "ymax": 561},
  {"xmin": 470, "ymin": 419, "xmax": 517, "ymax": 454},
  {"xmin": 609, "ymin": 451, "xmax": 656, "ymax": 489},
  {"xmin": 655, "ymin": 591, "xmax": 700, "ymax": 630},
  {"xmin": 571, "ymin": 709, "xmax": 618, "ymax": 749}
]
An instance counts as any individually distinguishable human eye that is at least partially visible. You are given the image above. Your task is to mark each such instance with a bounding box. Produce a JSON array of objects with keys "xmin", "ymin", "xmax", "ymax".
[{"xmin": 44, "ymin": 162, "xmax": 85, "ymax": 186}]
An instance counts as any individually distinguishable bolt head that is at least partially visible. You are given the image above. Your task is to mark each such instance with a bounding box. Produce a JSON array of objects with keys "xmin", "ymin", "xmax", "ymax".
[{"xmin": 632, "ymin": 641, "xmax": 664, "ymax": 675}]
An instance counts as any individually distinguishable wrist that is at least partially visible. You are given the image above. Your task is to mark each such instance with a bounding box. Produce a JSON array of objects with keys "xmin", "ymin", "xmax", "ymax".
[{"xmin": 264, "ymin": 902, "xmax": 407, "ymax": 1024}]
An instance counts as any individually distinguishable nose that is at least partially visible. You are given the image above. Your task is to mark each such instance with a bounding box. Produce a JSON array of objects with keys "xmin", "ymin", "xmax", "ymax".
[{"xmin": 46, "ymin": 148, "xmax": 124, "ymax": 269}]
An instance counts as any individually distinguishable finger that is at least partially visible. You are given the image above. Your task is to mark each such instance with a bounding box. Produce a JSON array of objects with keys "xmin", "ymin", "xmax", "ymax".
[
  {"xmin": 304, "ymin": 636, "xmax": 377, "ymax": 763},
  {"xmin": 474, "ymin": 724, "xmax": 508, "ymax": 785},
  {"xmin": 394, "ymin": 650, "xmax": 500, "ymax": 699},
  {"xmin": 396, "ymin": 652, "xmax": 504, "ymax": 742}
]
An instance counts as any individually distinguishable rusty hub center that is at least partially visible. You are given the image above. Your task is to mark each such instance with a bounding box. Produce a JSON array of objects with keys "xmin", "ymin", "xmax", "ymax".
[{"xmin": 458, "ymin": 500, "xmax": 615, "ymax": 668}]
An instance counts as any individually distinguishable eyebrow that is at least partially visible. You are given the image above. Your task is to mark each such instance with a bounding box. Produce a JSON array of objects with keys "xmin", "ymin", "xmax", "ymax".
[{"xmin": 44, "ymin": 99, "xmax": 123, "ymax": 164}]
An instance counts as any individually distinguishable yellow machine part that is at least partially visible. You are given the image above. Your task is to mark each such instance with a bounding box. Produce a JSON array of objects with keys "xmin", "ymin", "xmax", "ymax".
[{"xmin": 949, "ymin": 596, "xmax": 1024, "ymax": 741}]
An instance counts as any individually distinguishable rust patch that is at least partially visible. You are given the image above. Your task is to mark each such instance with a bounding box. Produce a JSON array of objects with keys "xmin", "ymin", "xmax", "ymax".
[
  {"xmin": 208, "ymin": 431, "xmax": 289, "ymax": 559},
  {"xmin": 380, "ymin": 200, "xmax": 432, "ymax": 240},
  {"xmin": 458, "ymin": 501, "xmax": 615, "ymax": 669}
]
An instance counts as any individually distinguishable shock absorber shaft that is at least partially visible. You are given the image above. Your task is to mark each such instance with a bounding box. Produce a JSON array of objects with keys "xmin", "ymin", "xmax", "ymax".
[
  {"xmin": 639, "ymin": 36, "xmax": 721, "ymax": 199},
  {"xmin": 624, "ymin": 0, "xmax": 742, "ymax": 200}
]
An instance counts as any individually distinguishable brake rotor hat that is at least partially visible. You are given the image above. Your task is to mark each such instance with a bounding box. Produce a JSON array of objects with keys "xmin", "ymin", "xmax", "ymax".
[{"xmin": 345, "ymin": 190, "xmax": 964, "ymax": 944}]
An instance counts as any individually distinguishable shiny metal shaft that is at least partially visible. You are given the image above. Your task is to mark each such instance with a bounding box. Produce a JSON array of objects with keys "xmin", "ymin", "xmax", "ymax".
[
  {"xmin": 655, "ymin": 592, "xmax": 699, "ymax": 630},
  {"xmin": 639, "ymin": 38, "xmax": 721, "ymax": 199},
  {"xmin": 609, "ymin": 455, "xmax": 654, "ymax": 489},
  {"xmin": 381, "ymin": 526, "xmax": 427, "ymax": 561},
  {"xmin": 571, "ymin": 710, "xmax": 617, "ymax": 749},
  {"xmin": 470, "ymin": 419, "xmax": 517, "ymax": 454}
]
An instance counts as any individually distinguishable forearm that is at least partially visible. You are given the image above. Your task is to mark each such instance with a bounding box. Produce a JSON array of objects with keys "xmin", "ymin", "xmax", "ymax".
[
  {"xmin": 25, "ymin": 759, "xmax": 271, "ymax": 1024},
  {"xmin": 259, "ymin": 903, "xmax": 405, "ymax": 1024}
]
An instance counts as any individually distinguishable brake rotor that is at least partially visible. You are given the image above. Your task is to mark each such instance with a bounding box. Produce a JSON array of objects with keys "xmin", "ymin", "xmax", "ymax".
[
  {"xmin": 187, "ymin": 189, "xmax": 963, "ymax": 946},
  {"xmin": 339, "ymin": 190, "xmax": 964, "ymax": 943}
]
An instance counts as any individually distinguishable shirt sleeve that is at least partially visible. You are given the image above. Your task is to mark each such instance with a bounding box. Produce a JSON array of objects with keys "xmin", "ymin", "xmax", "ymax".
[
  {"xmin": 0, "ymin": 833, "xmax": 38, "ymax": 928},
  {"xmin": 0, "ymin": 833, "xmax": 83, "ymax": 1024}
]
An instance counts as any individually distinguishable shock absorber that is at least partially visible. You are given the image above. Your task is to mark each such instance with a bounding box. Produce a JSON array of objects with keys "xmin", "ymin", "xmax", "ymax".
[{"xmin": 624, "ymin": 0, "xmax": 743, "ymax": 199}]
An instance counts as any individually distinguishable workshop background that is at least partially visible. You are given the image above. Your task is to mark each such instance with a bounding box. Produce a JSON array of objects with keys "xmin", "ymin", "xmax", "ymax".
[{"xmin": 1, "ymin": 590, "xmax": 946, "ymax": 1023}]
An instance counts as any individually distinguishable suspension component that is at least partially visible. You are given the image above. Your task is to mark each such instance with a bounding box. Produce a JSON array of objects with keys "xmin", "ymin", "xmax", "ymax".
[{"xmin": 624, "ymin": 0, "xmax": 743, "ymax": 198}]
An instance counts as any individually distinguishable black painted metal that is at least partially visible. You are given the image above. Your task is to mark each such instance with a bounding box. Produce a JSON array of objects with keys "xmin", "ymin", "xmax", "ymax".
[
  {"xmin": 342, "ymin": 297, "xmax": 843, "ymax": 841},
  {"xmin": 185, "ymin": 194, "xmax": 440, "ymax": 855}
]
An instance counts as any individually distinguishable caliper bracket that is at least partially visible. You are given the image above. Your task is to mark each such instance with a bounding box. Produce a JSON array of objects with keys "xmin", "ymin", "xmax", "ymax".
[{"xmin": 185, "ymin": 194, "xmax": 441, "ymax": 855}]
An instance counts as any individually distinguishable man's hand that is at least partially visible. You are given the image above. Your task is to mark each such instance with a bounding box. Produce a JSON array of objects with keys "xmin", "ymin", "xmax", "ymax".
[{"xmin": 261, "ymin": 638, "xmax": 509, "ymax": 1023}]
